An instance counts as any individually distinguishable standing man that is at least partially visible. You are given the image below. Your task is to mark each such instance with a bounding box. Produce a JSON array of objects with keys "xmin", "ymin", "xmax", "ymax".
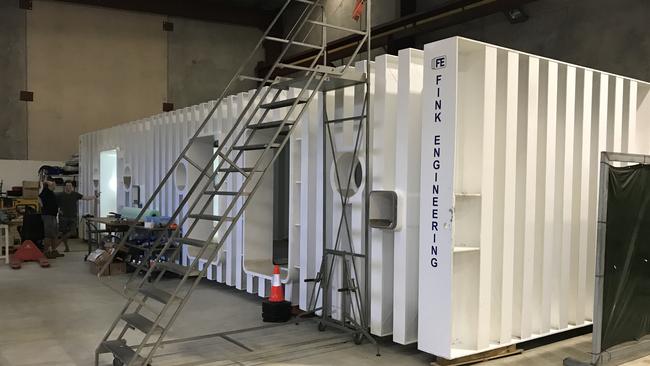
[
  {"xmin": 57, "ymin": 181, "xmax": 97, "ymax": 252},
  {"xmin": 40, "ymin": 180, "xmax": 61, "ymax": 258}
]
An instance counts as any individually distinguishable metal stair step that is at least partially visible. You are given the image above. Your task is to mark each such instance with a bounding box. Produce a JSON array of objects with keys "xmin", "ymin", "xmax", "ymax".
[
  {"xmin": 100, "ymin": 340, "xmax": 146, "ymax": 365},
  {"xmin": 138, "ymin": 285, "xmax": 174, "ymax": 304},
  {"xmin": 189, "ymin": 214, "xmax": 233, "ymax": 221},
  {"xmin": 217, "ymin": 167, "xmax": 256, "ymax": 173},
  {"xmin": 233, "ymin": 143, "xmax": 281, "ymax": 151},
  {"xmin": 307, "ymin": 20, "xmax": 366, "ymax": 35},
  {"xmin": 157, "ymin": 262, "xmax": 200, "ymax": 277},
  {"xmin": 121, "ymin": 313, "xmax": 163, "ymax": 335},
  {"xmin": 264, "ymin": 36, "xmax": 321, "ymax": 50},
  {"xmin": 295, "ymin": 0, "xmax": 323, "ymax": 6},
  {"xmin": 176, "ymin": 237, "xmax": 207, "ymax": 248},
  {"xmin": 260, "ymin": 97, "xmax": 308, "ymax": 110},
  {"xmin": 123, "ymin": 242, "xmax": 147, "ymax": 251},
  {"xmin": 204, "ymin": 191, "xmax": 250, "ymax": 196},
  {"xmin": 326, "ymin": 115, "xmax": 366, "ymax": 124},
  {"xmin": 247, "ymin": 120, "xmax": 295, "ymax": 130},
  {"xmin": 273, "ymin": 66, "xmax": 366, "ymax": 92}
]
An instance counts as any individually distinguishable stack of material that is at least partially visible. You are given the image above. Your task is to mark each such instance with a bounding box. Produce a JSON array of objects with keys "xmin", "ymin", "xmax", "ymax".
[
  {"xmin": 87, "ymin": 248, "xmax": 126, "ymax": 276},
  {"xmin": 63, "ymin": 154, "xmax": 79, "ymax": 175},
  {"xmin": 22, "ymin": 181, "xmax": 39, "ymax": 198}
]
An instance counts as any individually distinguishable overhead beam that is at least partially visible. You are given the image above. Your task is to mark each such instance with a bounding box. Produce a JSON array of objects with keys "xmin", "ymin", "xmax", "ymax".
[{"xmin": 52, "ymin": 0, "xmax": 275, "ymax": 29}]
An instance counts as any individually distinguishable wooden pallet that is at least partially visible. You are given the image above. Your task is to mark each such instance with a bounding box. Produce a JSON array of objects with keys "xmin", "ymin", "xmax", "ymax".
[{"xmin": 432, "ymin": 345, "xmax": 522, "ymax": 366}]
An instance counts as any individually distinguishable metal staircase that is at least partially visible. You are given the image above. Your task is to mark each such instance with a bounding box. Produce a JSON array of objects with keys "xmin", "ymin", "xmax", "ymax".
[{"xmin": 94, "ymin": 1, "xmax": 371, "ymax": 365}]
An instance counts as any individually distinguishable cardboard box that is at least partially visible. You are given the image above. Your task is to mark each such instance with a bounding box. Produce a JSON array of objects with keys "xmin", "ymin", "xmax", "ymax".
[
  {"xmin": 22, "ymin": 181, "xmax": 39, "ymax": 189},
  {"xmin": 22, "ymin": 189, "xmax": 39, "ymax": 199},
  {"xmin": 22, "ymin": 181, "xmax": 39, "ymax": 199},
  {"xmin": 89, "ymin": 261, "xmax": 107, "ymax": 276},
  {"xmin": 89, "ymin": 262, "xmax": 127, "ymax": 276},
  {"xmin": 109, "ymin": 262, "xmax": 127, "ymax": 275},
  {"xmin": 87, "ymin": 248, "xmax": 124, "ymax": 276},
  {"xmin": 22, "ymin": 189, "xmax": 38, "ymax": 199}
]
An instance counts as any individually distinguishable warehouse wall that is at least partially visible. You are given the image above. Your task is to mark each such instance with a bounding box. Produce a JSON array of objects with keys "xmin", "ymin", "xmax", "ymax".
[
  {"xmin": 5, "ymin": 0, "xmax": 649, "ymax": 161},
  {"xmin": 0, "ymin": 0, "xmax": 265, "ymax": 162},
  {"xmin": 27, "ymin": 0, "xmax": 168, "ymax": 162},
  {"xmin": 0, "ymin": 0, "xmax": 27, "ymax": 160},
  {"xmin": 167, "ymin": 18, "xmax": 264, "ymax": 109},
  {"xmin": 0, "ymin": 159, "xmax": 63, "ymax": 189},
  {"xmin": 415, "ymin": 0, "xmax": 650, "ymax": 82}
]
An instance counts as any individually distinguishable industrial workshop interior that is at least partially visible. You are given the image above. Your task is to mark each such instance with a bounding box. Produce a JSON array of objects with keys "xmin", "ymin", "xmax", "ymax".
[{"xmin": 3, "ymin": 0, "xmax": 650, "ymax": 365}]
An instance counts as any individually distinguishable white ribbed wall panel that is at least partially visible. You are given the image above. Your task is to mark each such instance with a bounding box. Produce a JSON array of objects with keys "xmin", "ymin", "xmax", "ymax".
[
  {"xmin": 370, "ymin": 54, "xmax": 398, "ymax": 336},
  {"xmin": 393, "ymin": 48, "xmax": 423, "ymax": 345},
  {"xmin": 78, "ymin": 36, "xmax": 650, "ymax": 361},
  {"xmin": 417, "ymin": 37, "xmax": 650, "ymax": 360}
]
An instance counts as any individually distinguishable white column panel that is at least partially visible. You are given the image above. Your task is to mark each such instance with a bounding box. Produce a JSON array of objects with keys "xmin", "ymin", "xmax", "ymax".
[
  {"xmin": 541, "ymin": 61, "xmax": 559, "ymax": 334},
  {"xmin": 613, "ymin": 77, "xmax": 624, "ymax": 152},
  {"xmin": 576, "ymin": 69, "xmax": 593, "ymax": 324},
  {"xmin": 153, "ymin": 117, "xmax": 162, "ymax": 211},
  {"xmin": 350, "ymin": 60, "xmax": 371, "ymax": 328},
  {"xmin": 627, "ymin": 82, "xmax": 638, "ymax": 153},
  {"xmin": 500, "ymin": 51, "xmax": 518, "ymax": 344},
  {"xmin": 234, "ymin": 92, "xmax": 249, "ymax": 290},
  {"xmin": 520, "ymin": 56, "xmax": 539, "ymax": 339},
  {"xmin": 393, "ymin": 48, "xmax": 423, "ymax": 345},
  {"xmin": 329, "ymin": 83, "xmax": 356, "ymax": 322},
  {"xmin": 477, "ymin": 46, "xmax": 497, "ymax": 350},
  {"xmin": 370, "ymin": 54, "xmax": 398, "ymax": 336},
  {"xmin": 418, "ymin": 36, "xmax": 458, "ymax": 359},
  {"xmin": 299, "ymin": 92, "xmax": 321, "ymax": 310},
  {"xmin": 634, "ymin": 85, "xmax": 650, "ymax": 153},
  {"xmin": 586, "ymin": 74, "xmax": 610, "ymax": 320},
  {"xmin": 489, "ymin": 49, "xmax": 507, "ymax": 344},
  {"xmin": 559, "ymin": 66, "xmax": 576, "ymax": 329}
]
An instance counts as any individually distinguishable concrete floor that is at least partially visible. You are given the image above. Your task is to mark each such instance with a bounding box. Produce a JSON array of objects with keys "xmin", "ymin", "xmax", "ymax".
[{"xmin": 0, "ymin": 239, "xmax": 649, "ymax": 366}]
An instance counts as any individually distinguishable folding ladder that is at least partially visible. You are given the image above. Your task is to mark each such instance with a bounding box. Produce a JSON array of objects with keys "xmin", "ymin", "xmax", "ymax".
[{"xmin": 94, "ymin": 1, "xmax": 372, "ymax": 365}]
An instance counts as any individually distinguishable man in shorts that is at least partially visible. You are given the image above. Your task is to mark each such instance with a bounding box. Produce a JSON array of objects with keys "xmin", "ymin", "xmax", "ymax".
[
  {"xmin": 39, "ymin": 180, "xmax": 61, "ymax": 258},
  {"xmin": 56, "ymin": 181, "xmax": 97, "ymax": 252}
]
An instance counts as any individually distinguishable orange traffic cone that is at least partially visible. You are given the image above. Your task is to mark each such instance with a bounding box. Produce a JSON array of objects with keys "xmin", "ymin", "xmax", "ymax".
[
  {"xmin": 262, "ymin": 265, "xmax": 291, "ymax": 323},
  {"xmin": 269, "ymin": 265, "xmax": 284, "ymax": 302}
]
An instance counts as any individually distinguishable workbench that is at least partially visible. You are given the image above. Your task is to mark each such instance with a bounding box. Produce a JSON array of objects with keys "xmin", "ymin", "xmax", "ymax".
[
  {"xmin": 82, "ymin": 216, "xmax": 177, "ymax": 272},
  {"xmin": 82, "ymin": 216, "xmax": 133, "ymax": 256}
]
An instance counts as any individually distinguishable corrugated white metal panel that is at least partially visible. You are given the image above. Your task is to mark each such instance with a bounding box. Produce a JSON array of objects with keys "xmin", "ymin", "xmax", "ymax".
[
  {"xmin": 392, "ymin": 48, "xmax": 423, "ymax": 346},
  {"xmin": 77, "ymin": 35, "xmax": 650, "ymax": 361},
  {"xmin": 499, "ymin": 51, "xmax": 519, "ymax": 344},
  {"xmin": 418, "ymin": 36, "xmax": 458, "ymax": 359},
  {"xmin": 416, "ymin": 36, "xmax": 650, "ymax": 360},
  {"xmin": 370, "ymin": 54, "xmax": 398, "ymax": 336}
]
